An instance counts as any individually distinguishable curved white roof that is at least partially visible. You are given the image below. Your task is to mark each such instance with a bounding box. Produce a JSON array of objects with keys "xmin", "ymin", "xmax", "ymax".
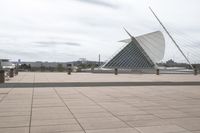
[
  {"xmin": 120, "ymin": 31, "xmax": 165, "ymax": 63},
  {"xmin": 103, "ymin": 31, "xmax": 165, "ymax": 69}
]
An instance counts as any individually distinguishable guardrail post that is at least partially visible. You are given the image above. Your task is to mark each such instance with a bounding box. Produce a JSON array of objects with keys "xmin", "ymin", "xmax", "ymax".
[
  {"xmin": 0, "ymin": 70, "xmax": 5, "ymax": 83},
  {"xmin": 194, "ymin": 68, "xmax": 198, "ymax": 75},
  {"xmin": 67, "ymin": 68, "xmax": 71, "ymax": 75},
  {"xmin": 9, "ymin": 69, "xmax": 14, "ymax": 78},
  {"xmin": 156, "ymin": 69, "xmax": 160, "ymax": 75},
  {"xmin": 15, "ymin": 69, "xmax": 18, "ymax": 75},
  {"xmin": 91, "ymin": 66, "xmax": 94, "ymax": 73},
  {"xmin": 114, "ymin": 68, "xmax": 118, "ymax": 75}
]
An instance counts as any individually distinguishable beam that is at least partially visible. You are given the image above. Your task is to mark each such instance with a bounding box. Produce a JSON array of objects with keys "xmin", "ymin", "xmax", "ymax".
[
  {"xmin": 123, "ymin": 28, "xmax": 157, "ymax": 69},
  {"xmin": 123, "ymin": 27, "xmax": 133, "ymax": 39},
  {"xmin": 149, "ymin": 7, "xmax": 194, "ymax": 69}
]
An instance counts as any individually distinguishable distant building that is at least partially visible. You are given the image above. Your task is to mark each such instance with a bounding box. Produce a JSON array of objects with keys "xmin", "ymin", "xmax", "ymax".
[
  {"xmin": 79, "ymin": 58, "xmax": 87, "ymax": 64},
  {"xmin": 12, "ymin": 60, "xmax": 104, "ymax": 72},
  {"xmin": 0, "ymin": 59, "xmax": 15, "ymax": 69}
]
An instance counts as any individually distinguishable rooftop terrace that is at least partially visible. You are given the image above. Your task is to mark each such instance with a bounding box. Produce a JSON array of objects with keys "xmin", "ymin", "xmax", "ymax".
[{"xmin": 0, "ymin": 72, "xmax": 200, "ymax": 133}]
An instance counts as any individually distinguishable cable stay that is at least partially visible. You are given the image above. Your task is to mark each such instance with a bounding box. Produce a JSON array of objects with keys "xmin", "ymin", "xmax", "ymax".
[{"xmin": 149, "ymin": 7, "xmax": 194, "ymax": 70}]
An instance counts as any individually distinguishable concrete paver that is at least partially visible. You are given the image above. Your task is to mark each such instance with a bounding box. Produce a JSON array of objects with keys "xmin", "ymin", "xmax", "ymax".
[
  {"xmin": 30, "ymin": 124, "xmax": 83, "ymax": 133},
  {"xmin": 6, "ymin": 72, "xmax": 200, "ymax": 83},
  {"xmin": 0, "ymin": 127, "xmax": 29, "ymax": 133},
  {"xmin": 0, "ymin": 72, "xmax": 200, "ymax": 133},
  {"xmin": 86, "ymin": 128, "xmax": 140, "ymax": 133},
  {"xmin": 0, "ymin": 116, "xmax": 30, "ymax": 128},
  {"xmin": 136, "ymin": 125, "xmax": 191, "ymax": 133},
  {"xmin": 77, "ymin": 117, "xmax": 129, "ymax": 130}
]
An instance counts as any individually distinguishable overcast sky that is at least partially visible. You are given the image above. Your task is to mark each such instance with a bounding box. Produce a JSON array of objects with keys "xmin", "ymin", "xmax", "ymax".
[{"xmin": 0, "ymin": 0, "xmax": 200, "ymax": 63}]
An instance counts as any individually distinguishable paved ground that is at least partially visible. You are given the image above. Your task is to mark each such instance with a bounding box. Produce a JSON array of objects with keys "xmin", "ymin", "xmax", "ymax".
[
  {"xmin": 6, "ymin": 72, "xmax": 200, "ymax": 83},
  {"xmin": 0, "ymin": 72, "xmax": 200, "ymax": 133}
]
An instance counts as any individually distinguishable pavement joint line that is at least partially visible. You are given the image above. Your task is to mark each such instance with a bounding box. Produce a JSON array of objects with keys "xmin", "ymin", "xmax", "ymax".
[
  {"xmin": 105, "ymin": 91, "xmax": 184, "ymax": 131},
  {"xmin": 75, "ymin": 89, "xmax": 143, "ymax": 133},
  {"xmin": 44, "ymin": 74, "xmax": 87, "ymax": 133},
  {"xmin": 30, "ymin": 123, "xmax": 82, "ymax": 127},
  {"xmin": 1, "ymin": 73, "xmax": 200, "ymax": 132},
  {"xmin": 32, "ymin": 105, "xmax": 65, "ymax": 108},
  {"xmin": 0, "ymin": 115, "xmax": 30, "ymax": 117},
  {"xmin": 105, "ymin": 90, "xmax": 193, "ymax": 132},
  {"xmin": 28, "ymin": 72, "xmax": 35, "ymax": 133},
  {"xmin": 31, "ymin": 117, "xmax": 76, "ymax": 121},
  {"xmin": 0, "ymin": 88, "xmax": 13, "ymax": 103},
  {"xmin": 53, "ymin": 88, "xmax": 87, "ymax": 133},
  {"xmin": 0, "ymin": 72, "xmax": 26, "ymax": 103},
  {"xmin": 0, "ymin": 126, "xmax": 29, "ymax": 129}
]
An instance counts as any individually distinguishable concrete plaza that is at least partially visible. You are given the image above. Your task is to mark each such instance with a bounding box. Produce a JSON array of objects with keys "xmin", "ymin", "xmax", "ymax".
[{"xmin": 0, "ymin": 72, "xmax": 200, "ymax": 133}]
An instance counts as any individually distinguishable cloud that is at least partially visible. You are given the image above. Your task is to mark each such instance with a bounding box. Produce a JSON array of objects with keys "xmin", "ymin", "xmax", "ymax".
[
  {"xmin": 34, "ymin": 41, "xmax": 81, "ymax": 47},
  {"xmin": 76, "ymin": 0, "xmax": 117, "ymax": 9},
  {"xmin": 0, "ymin": 0, "xmax": 200, "ymax": 63},
  {"xmin": 0, "ymin": 49, "xmax": 38, "ymax": 59}
]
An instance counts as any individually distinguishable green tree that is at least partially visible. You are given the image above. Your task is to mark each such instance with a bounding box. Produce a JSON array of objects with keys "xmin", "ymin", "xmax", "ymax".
[{"xmin": 57, "ymin": 64, "xmax": 64, "ymax": 72}]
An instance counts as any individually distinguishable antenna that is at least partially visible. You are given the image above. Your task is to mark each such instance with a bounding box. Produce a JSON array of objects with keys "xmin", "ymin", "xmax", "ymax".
[
  {"xmin": 149, "ymin": 7, "xmax": 194, "ymax": 69},
  {"xmin": 123, "ymin": 27, "xmax": 133, "ymax": 39},
  {"xmin": 98, "ymin": 54, "xmax": 101, "ymax": 66}
]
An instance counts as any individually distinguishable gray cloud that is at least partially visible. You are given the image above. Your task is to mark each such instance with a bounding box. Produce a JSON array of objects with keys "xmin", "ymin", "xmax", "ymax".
[
  {"xmin": 0, "ymin": 49, "xmax": 38, "ymax": 58},
  {"xmin": 0, "ymin": 0, "xmax": 200, "ymax": 63},
  {"xmin": 34, "ymin": 41, "xmax": 81, "ymax": 47},
  {"xmin": 76, "ymin": 0, "xmax": 117, "ymax": 8},
  {"xmin": 0, "ymin": 48, "xmax": 77, "ymax": 62}
]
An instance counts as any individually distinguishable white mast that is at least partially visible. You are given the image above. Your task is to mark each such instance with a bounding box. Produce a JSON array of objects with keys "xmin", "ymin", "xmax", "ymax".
[{"xmin": 149, "ymin": 7, "xmax": 194, "ymax": 69}]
